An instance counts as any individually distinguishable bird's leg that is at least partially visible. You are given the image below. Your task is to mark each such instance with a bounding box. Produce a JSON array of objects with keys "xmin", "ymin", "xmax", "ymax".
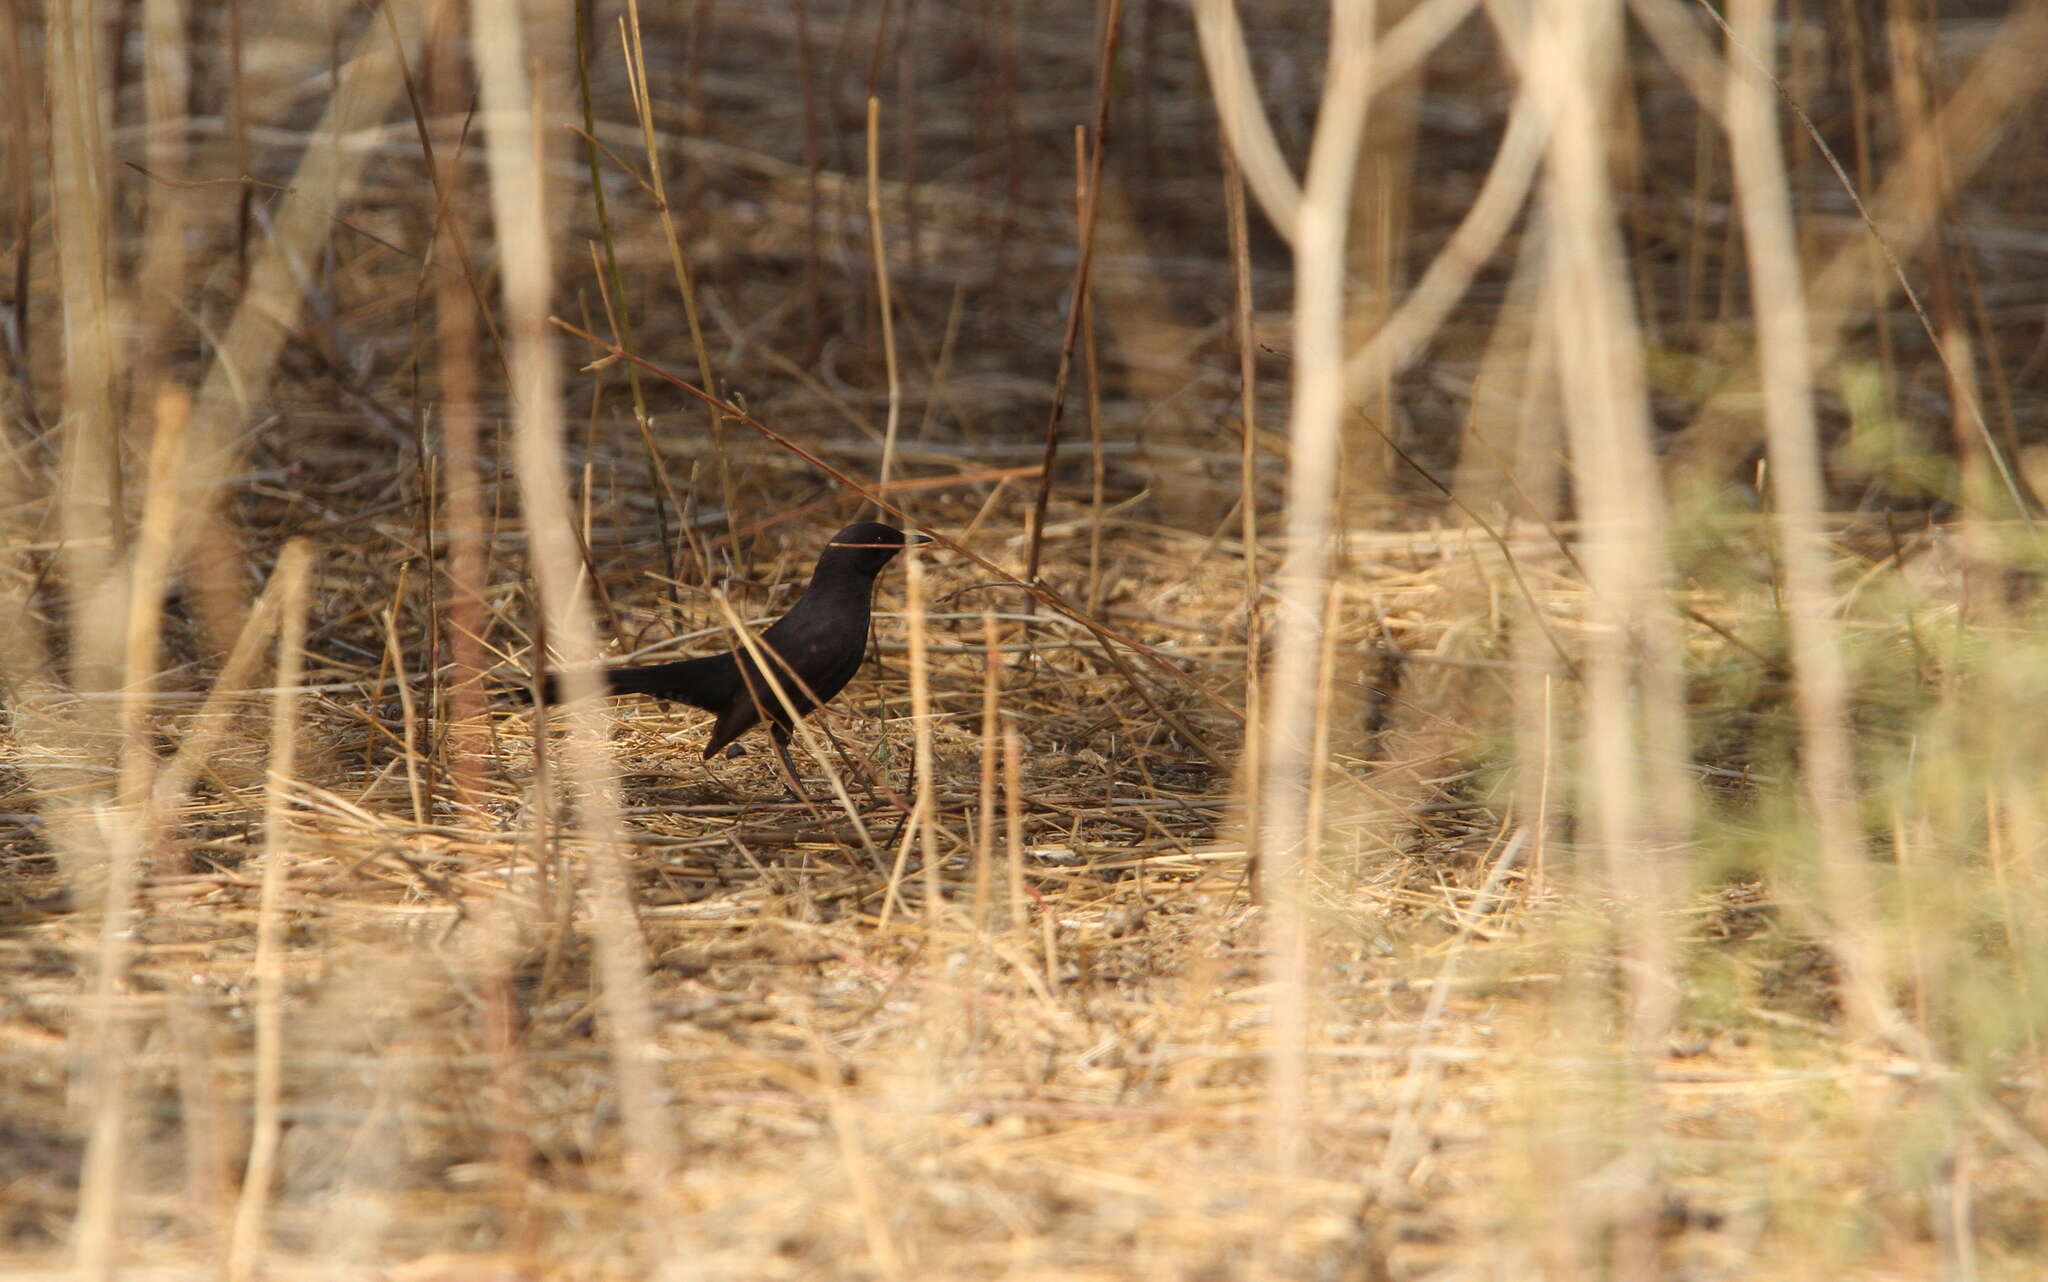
[{"xmin": 769, "ymin": 725, "xmax": 822, "ymax": 810}]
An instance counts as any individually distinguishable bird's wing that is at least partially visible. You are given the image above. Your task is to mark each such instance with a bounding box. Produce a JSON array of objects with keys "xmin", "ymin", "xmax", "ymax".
[{"xmin": 760, "ymin": 594, "xmax": 871, "ymax": 708}]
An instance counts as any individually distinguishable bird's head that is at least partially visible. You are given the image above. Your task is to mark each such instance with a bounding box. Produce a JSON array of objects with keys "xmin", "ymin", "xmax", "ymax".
[{"xmin": 817, "ymin": 522, "xmax": 934, "ymax": 578}]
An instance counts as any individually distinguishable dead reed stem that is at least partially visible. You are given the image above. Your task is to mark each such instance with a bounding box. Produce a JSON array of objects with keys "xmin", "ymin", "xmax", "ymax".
[
  {"xmin": 621, "ymin": 0, "xmax": 733, "ymax": 566},
  {"xmin": 1725, "ymin": 0, "xmax": 1889, "ymax": 1038},
  {"xmin": 1253, "ymin": 5, "xmax": 1380, "ymax": 1254},
  {"xmin": 1339, "ymin": 67, "xmax": 1546, "ymax": 399},
  {"xmin": 867, "ymin": 95, "xmax": 904, "ymax": 497},
  {"xmin": 48, "ymin": 0, "xmax": 120, "ymax": 617},
  {"xmin": 792, "ymin": 0, "xmax": 824, "ymax": 351},
  {"xmin": 145, "ymin": 562, "xmax": 303, "ymax": 834},
  {"xmin": 75, "ymin": 390, "xmax": 194, "ymax": 1279},
  {"xmin": 1002, "ymin": 725, "xmax": 1027, "ymax": 935},
  {"xmin": 223, "ymin": 538, "xmax": 312, "ymax": 1282},
  {"xmin": 131, "ymin": 0, "xmax": 190, "ymax": 432},
  {"xmin": 1370, "ymin": 826, "xmax": 1528, "ymax": 1198},
  {"xmin": 905, "ymin": 555, "xmax": 942, "ymax": 921},
  {"xmin": 1223, "ymin": 150, "xmax": 1263, "ymax": 872},
  {"xmin": 117, "ymin": 390, "xmax": 190, "ymax": 824},
  {"xmin": 174, "ymin": 3, "xmax": 420, "ymax": 657},
  {"xmin": 1075, "ymin": 130, "xmax": 1108, "ymax": 612},
  {"xmin": 424, "ymin": 0, "xmax": 493, "ymax": 813},
  {"xmin": 1193, "ymin": 0, "xmax": 1302, "ymax": 246},
  {"xmin": 575, "ymin": 0, "xmax": 677, "ymax": 589},
  {"xmin": 976, "ymin": 610, "xmax": 1000, "ymax": 932},
  {"xmin": 472, "ymin": 5, "xmax": 679, "ymax": 1275},
  {"xmin": 1023, "ymin": 0, "xmax": 1121, "ymax": 593},
  {"xmin": 1533, "ymin": 0, "xmax": 1688, "ymax": 1266},
  {"xmin": 382, "ymin": 589, "xmax": 429, "ymax": 829}
]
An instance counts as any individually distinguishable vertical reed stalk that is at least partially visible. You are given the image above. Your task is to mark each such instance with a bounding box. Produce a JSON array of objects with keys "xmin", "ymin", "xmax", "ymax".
[
  {"xmin": 976, "ymin": 611, "xmax": 1001, "ymax": 932},
  {"xmin": 1022, "ymin": 0, "xmax": 1121, "ymax": 593},
  {"xmin": 1002, "ymin": 725, "xmax": 1027, "ymax": 934},
  {"xmin": 905, "ymin": 555, "xmax": 941, "ymax": 920},
  {"xmin": 792, "ymin": 0, "xmax": 824, "ymax": 353},
  {"xmin": 117, "ymin": 389, "xmax": 190, "ymax": 827},
  {"xmin": 1075, "ymin": 129, "xmax": 1108, "ymax": 613},
  {"xmin": 808, "ymin": 1018, "xmax": 905, "ymax": 1279},
  {"xmin": 573, "ymin": 0, "xmax": 677, "ymax": 587},
  {"xmin": 131, "ymin": 0, "xmax": 190, "ymax": 431},
  {"xmin": 622, "ymin": 0, "xmax": 733, "ymax": 565},
  {"xmin": 2, "ymin": 0, "xmax": 35, "ymax": 393},
  {"xmin": 471, "ymin": 6, "xmax": 679, "ymax": 1275},
  {"xmin": 425, "ymin": 0, "xmax": 492, "ymax": 811},
  {"xmin": 75, "ymin": 389, "xmax": 194, "ymax": 1279},
  {"xmin": 224, "ymin": 538, "xmax": 314, "ymax": 1282},
  {"xmin": 383, "ymin": 589, "xmax": 429, "ymax": 829},
  {"xmin": 896, "ymin": 0, "xmax": 922, "ymax": 272},
  {"xmin": 174, "ymin": 5, "xmax": 418, "ymax": 660},
  {"xmin": 1253, "ymin": 5, "xmax": 1378, "ymax": 1256},
  {"xmin": 49, "ymin": 0, "xmax": 121, "ymax": 617},
  {"xmin": 1193, "ymin": 0, "xmax": 1303, "ymax": 247},
  {"xmin": 227, "ymin": 0, "xmax": 250, "ymax": 285},
  {"xmin": 1223, "ymin": 150, "xmax": 1262, "ymax": 873},
  {"xmin": 866, "ymin": 96, "xmax": 905, "ymax": 496},
  {"xmin": 1727, "ymin": 0, "xmax": 1888, "ymax": 1034},
  {"xmin": 1533, "ymin": 0, "xmax": 1689, "ymax": 1266}
]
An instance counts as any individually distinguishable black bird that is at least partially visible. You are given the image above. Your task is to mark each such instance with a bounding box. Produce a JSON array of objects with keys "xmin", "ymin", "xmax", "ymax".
[{"xmin": 535, "ymin": 522, "xmax": 931, "ymax": 790}]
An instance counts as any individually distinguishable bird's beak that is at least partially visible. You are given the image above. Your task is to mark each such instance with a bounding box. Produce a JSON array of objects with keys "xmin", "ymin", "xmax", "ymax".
[{"xmin": 907, "ymin": 533, "xmax": 935, "ymax": 546}]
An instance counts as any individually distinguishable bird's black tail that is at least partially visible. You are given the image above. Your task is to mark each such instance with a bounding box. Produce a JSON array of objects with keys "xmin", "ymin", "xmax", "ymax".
[
  {"xmin": 600, "ymin": 654, "xmax": 742, "ymax": 712},
  {"xmin": 503, "ymin": 668, "xmax": 608, "ymax": 706},
  {"xmin": 518, "ymin": 653, "xmax": 743, "ymax": 714},
  {"xmin": 506, "ymin": 667, "xmax": 595, "ymax": 706}
]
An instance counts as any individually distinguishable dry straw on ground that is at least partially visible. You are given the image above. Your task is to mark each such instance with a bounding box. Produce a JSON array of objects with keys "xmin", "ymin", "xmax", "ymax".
[{"xmin": 4, "ymin": 1, "xmax": 2048, "ymax": 1279}]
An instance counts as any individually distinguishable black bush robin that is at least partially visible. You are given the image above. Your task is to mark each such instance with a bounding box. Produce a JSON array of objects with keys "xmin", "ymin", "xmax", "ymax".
[{"xmin": 531, "ymin": 522, "xmax": 931, "ymax": 792}]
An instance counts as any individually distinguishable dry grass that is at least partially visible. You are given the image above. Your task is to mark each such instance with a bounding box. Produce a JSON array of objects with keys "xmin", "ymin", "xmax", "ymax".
[{"xmin": 4, "ymin": 1, "xmax": 2048, "ymax": 1279}]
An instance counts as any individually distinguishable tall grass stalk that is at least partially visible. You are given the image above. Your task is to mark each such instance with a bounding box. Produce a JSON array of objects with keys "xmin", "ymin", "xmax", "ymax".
[
  {"xmin": 1726, "ymin": 0, "xmax": 1886, "ymax": 1035},
  {"xmin": 423, "ymin": 0, "xmax": 493, "ymax": 812},
  {"xmin": 1251, "ymin": 0, "xmax": 1380, "ymax": 1257},
  {"xmin": 173, "ymin": 4, "xmax": 419, "ymax": 657},
  {"xmin": 621, "ymin": 0, "xmax": 733, "ymax": 566},
  {"xmin": 867, "ymin": 95, "xmax": 905, "ymax": 498},
  {"xmin": 223, "ymin": 539, "xmax": 313, "ymax": 1282},
  {"xmin": 471, "ymin": 4, "xmax": 679, "ymax": 1275},
  {"xmin": 1531, "ymin": 0, "xmax": 1688, "ymax": 1267}
]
